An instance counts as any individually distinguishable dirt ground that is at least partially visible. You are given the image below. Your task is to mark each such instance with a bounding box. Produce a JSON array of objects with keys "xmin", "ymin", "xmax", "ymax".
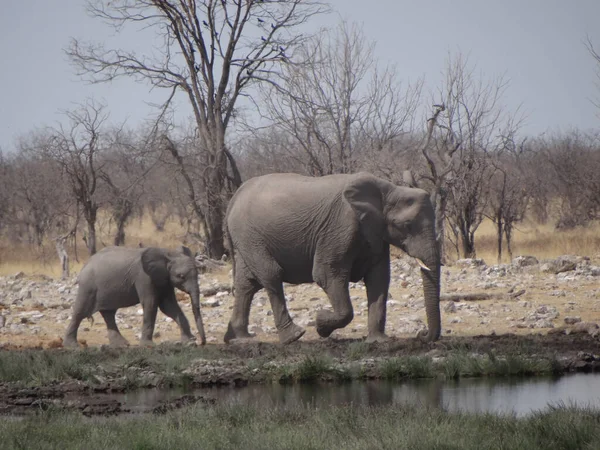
[{"xmin": 1, "ymin": 254, "xmax": 600, "ymax": 349}]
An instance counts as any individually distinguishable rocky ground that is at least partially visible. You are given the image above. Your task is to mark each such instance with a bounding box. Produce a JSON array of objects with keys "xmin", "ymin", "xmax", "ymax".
[{"xmin": 1, "ymin": 253, "xmax": 600, "ymax": 348}]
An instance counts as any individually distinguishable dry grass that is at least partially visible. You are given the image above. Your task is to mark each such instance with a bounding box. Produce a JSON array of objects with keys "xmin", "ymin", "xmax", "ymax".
[
  {"xmin": 472, "ymin": 218, "xmax": 600, "ymax": 264},
  {"xmin": 2, "ymin": 208, "xmax": 600, "ymax": 277},
  {"xmin": 0, "ymin": 210, "xmax": 191, "ymax": 277}
]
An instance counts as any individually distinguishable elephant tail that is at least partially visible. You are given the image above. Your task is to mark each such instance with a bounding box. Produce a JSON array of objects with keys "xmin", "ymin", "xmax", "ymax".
[
  {"xmin": 87, "ymin": 315, "xmax": 94, "ymax": 327},
  {"xmin": 223, "ymin": 217, "xmax": 236, "ymax": 297}
]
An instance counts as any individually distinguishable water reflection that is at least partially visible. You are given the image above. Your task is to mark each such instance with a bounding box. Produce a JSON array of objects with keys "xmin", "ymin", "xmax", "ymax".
[
  {"xmin": 112, "ymin": 373, "xmax": 600, "ymax": 417},
  {"xmin": 210, "ymin": 374, "xmax": 600, "ymax": 417}
]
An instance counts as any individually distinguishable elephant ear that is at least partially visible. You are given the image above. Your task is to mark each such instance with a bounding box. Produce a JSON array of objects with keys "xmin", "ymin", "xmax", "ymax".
[
  {"xmin": 141, "ymin": 248, "xmax": 171, "ymax": 289},
  {"xmin": 343, "ymin": 174, "xmax": 386, "ymax": 253}
]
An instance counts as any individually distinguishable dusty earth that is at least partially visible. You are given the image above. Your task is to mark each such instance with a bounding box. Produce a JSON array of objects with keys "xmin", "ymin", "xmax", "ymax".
[{"xmin": 2, "ymin": 253, "xmax": 600, "ymax": 348}]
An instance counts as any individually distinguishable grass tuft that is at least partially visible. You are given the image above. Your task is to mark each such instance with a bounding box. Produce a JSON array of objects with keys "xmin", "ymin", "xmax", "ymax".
[
  {"xmin": 296, "ymin": 355, "xmax": 332, "ymax": 382},
  {"xmin": 2, "ymin": 402, "xmax": 600, "ymax": 450}
]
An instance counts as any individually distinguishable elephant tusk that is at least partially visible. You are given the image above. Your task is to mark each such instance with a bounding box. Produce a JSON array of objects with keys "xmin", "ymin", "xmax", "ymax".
[{"xmin": 415, "ymin": 258, "xmax": 431, "ymax": 271}]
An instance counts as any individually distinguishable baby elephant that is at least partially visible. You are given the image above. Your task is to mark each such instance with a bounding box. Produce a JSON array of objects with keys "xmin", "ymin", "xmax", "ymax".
[{"xmin": 63, "ymin": 245, "xmax": 206, "ymax": 348}]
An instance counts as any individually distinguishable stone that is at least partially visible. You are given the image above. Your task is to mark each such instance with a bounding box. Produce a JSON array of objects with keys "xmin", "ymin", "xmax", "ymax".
[
  {"xmin": 564, "ymin": 316, "xmax": 582, "ymax": 325},
  {"xmin": 202, "ymin": 297, "xmax": 220, "ymax": 308},
  {"xmin": 533, "ymin": 319, "xmax": 554, "ymax": 329},
  {"xmin": 444, "ymin": 301, "xmax": 456, "ymax": 313},
  {"xmin": 571, "ymin": 322, "xmax": 599, "ymax": 334},
  {"xmin": 512, "ymin": 256, "xmax": 539, "ymax": 268},
  {"xmin": 455, "ymin": 258, "xmax": 486, "ymax": 269}
]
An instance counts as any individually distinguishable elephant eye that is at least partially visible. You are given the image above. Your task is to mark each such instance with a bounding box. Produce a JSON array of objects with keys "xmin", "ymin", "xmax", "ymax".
[{"xmin": 177, "ymin": 273, "xmax": 185, "ymax": 279}]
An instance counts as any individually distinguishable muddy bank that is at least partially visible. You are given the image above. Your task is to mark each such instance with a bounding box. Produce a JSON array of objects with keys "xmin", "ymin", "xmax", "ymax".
[{"xmin": 1, "ymin": 333, "xmax": 600, "ymax": 416}]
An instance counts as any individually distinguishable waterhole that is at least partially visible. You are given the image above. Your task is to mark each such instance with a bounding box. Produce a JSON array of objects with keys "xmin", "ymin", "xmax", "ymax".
[{"xmin": 96, "ymin": 373, "xmax": 600, "ymax": 417}]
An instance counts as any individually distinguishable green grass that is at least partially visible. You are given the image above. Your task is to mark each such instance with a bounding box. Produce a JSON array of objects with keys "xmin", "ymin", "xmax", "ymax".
[
  {"xmin": 296, "ymin": 355, "xmax": 333, "ymax": 382},
  {"xmin": 1, "ymin": 402, "xmax": 600, "ymax": 450},
  {"xmin": 0, "ymin": 345, "xmax": 223, "ymax": 387},
  {"xmin": 0, "ymin": 345, "xmax": 563, "ymax": 388},
  {"xmin": 346, "ymin": 341, "xmax": 370, "ymax": 360}
]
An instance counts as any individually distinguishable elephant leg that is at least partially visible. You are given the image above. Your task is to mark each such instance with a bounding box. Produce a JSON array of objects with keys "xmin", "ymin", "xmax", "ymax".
[
  {"xmin": 140, "ymin": 303, "xmax": 159, "ymax": 346},
  {"xmin": 100, "ymin": 310, "xmax": 130, "ymax": 348},
  {"xmin": 364, "ymin": 253, "xmax": 390, "ymax": 343},
  {"xmin": 314, "ymin": 269, "xmax": 354, "ymax": 338},
  {"xmin": 159, "ymin": 293, "xmax": 195, "ymax": 343},
  {"xmin": 64, "ymin": 288, "xmax": 96, "ymax": 348},
  {"xmin": 265, "ymin": 282, "xmax": 305, "ymax": 345},
  {"xmin": 224, "ymin": 260, "xmax": 261, "ymax": 343}
]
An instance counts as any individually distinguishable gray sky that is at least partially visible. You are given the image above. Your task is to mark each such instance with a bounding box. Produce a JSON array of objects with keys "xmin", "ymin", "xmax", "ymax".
[{"xmin": 1, "ymin": 0, "xmax": 599, "ymax": 151}]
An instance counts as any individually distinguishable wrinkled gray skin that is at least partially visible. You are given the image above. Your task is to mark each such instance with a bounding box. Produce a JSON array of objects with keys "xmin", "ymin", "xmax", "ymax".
[
  {"xmin": 224, "ymin": 172, "xmax": 441, "ymax": 345},
  {"xmin": 63, "ymin": 245, "xmax": 206, "ymax": 348}
]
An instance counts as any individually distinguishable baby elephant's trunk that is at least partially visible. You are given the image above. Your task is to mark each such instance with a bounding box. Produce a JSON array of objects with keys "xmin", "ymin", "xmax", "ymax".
[{"xmin": 189, "ymin": 287, "xmax": 206, "ymax": 345}]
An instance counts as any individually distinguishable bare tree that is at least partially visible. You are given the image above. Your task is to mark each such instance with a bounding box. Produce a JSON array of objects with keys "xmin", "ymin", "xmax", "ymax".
[
  {"xmin": 10, "ymin": 141, "xmax": 71, "ymax": 247},
  {"xmin": 66, "ymin": 0, "xmax": 328, "ymax": 258},
  {"xmin": 257, "ymin": 20, "xmax": 421, "ymax": 175},
  {"xmin": 46, "ymin": 100, "xmax": 111, "ymax": 255},
  {"xmin": 100, "ymin": 129, "xmax": 150, "ymax": 245},
  {"xmin": 585, "ymin": 35, "xmax": 600, "ymax": 115},
  {"xmin": 413, "ymin": 53, "xmax": 522, "ymax": 259},
  {"xmin": 487, "ymin": 137, "xmax": 529, "ymax": 262},
  {"xmin": 0, "ymin": 149, "xmax": 11, "ymax": 238},
  {"xmin": 541, "ymin": 130, "xmax": 600, "ymax": 229}
]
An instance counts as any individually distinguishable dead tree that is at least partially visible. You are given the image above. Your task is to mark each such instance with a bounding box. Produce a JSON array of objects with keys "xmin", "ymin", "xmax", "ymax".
[
  {"xmin": 47, "ymin": 100, "xmax": 110, "ymax": 256},
  {"xmin": 54, "ymin": 230, "xmax": 76, "ymax": 279},
  {"xmin": 586, "ymin": 35, "xmax": 600, "ymax": 114},
  {"xmin": 487, "ymin": 138, "xmax": 529, "ymax": 263},
  {"xmin": 66, "ymin": 0, "xmax": 328, "ymax": 258},
  {"xmin": 404, "ymin": 53, "xmax": 522, "ymax": 260},
  {"xmin": 259, "ymin": 20, "xmax": 421, "ymax": 175}
]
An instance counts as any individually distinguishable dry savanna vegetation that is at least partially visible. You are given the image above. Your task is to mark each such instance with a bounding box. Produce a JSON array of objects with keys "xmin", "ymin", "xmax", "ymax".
[
  {"xmin": 2, "ymin": 212, "xmax": 600, "ymax": 278},
  {"xmin": 4, "ymin": 5, "xmax": 600, "ymax": 447}
]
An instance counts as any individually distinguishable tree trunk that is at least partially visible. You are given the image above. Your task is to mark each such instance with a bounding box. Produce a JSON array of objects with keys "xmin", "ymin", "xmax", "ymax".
[
  {"xmin": 55, "ymin": 236, "xmax": 69, "ymax": 280},
  {"xmin": 202, "ymin": 140, "xmax": 228, "ymax": 259},
  {"xmin": 113, "ymin": 199, "xmax": 133, "ymax": 246},
  {"xmin": 460, "ymin": 223, "xmax": 476, "ymax": 258},
  {"xmin": 505, "ymin": 224, "xmax": 514, "ymax": 261},
  {"xmin": 86, "ymin": 222, "xmax": 97, "ymax": 255},
  {"xmin": 114, "ymin": 222, "xmax": 126, "ymax": 246},
  {"xmin": 495, "ymin": 210, "xmax": 503, "ymax": 264}
]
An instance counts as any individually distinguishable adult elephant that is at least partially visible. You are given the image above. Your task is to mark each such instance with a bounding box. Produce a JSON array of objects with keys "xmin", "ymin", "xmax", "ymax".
[
  {"xmin": 223, "ymin": 172, "xmax": 441, "ymax": 345},
  {"xmin": 63, "ymin": 245, "xmax": 206, "ymax": 348}
]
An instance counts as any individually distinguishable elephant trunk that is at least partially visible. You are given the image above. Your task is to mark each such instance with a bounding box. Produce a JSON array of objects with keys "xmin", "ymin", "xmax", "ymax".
[
  {"xmin": 420, "ymin": 261, "xmax": 441, "ymax": 341},
  {"xmin": 189, "ymin": 287, "xmax": 206, "ymax": 345},
  {"xmin": 412, "ymin": 232, "xmax": 441, "ymax": 342}
]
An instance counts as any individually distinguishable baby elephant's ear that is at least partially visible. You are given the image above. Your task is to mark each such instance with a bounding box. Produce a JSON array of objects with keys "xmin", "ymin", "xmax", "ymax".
[
  {"xmin": 343, "ymin": 174, "xmax": 386, "ymax": 254},
  {"xmin": 179, "ymin": 245, "xmax": 193, "ymax": 257},
  {"xmin": 141, "ymin": 248, "xmax": 170, "ymax": 288}
]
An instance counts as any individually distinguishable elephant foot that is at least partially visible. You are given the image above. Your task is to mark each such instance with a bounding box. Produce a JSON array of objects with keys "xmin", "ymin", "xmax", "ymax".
[
  {"xmin": 139, "ymin": 339, "xmax": 155, "ymax": 347},
  {"xmin": 108, "ymin": 331, "xmax": 130, "ymax": 348},
  {"xmin": 316, "ymin": 324, "xmax": 334, "ymax": 338},
  {"xmin": 416, "ymin": 328, "xmax": 441, "ymax": 342},
  {"xmin": 181, "ymin": 335, "xmax": 197, "ymax": 346},
  {"xmin": 63, "ymin": 337, "xmax": 79, "ymax": 349},
  {"xmin": 278, "ymin": 322, "xmax": 305, "ymax": 345},
  {"xmin": 315, "ymin": 310, "xmax": 353, "ymax": 338},
  {"xmin": 365, "ymin": 332, "xmax": 389, "ymax": 343},
  {"xmin": 224, "ymin": 322, "xmax": 256, "ymax": 344}
]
